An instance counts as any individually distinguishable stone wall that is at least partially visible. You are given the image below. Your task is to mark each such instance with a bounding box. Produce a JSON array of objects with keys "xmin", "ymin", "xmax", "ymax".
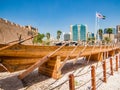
[{"xmin": 0, "ymin": 18, "xmax": 38, "ymax": 45}]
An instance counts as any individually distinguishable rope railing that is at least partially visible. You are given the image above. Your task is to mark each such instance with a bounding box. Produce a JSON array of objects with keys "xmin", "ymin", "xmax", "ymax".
[
  {"xmin": 75, "ymin": 79, "xmax": 91, "ymax": 89},
  {"xmin": 26, "ymin": 42, "xmax": 119, "ymax": 90},
  {"xmin": 58, "ymin": 44, "xmax": 79, "ymax": 72},
  {"xmin": 24, "ymin": 42, "xmax": 119, "ymax": 90},
  {"xmin": 49, "ymin": 79, "xmax": 69, "ymax": 90},
  {"xmin": 45, "ymin": 48, "xmax": 119, "ymax": 90},
  {"xmin": 69, "ymin": 53, "xmax": 119, "ymax": 90},
  {"xmin": 95, "ymin": 71, "xmax": 103, "ymax": 77},
  {"xmin": 96, "ymin": 43, "xmax": 103, "ymax": 69},
  {"xmin": 86, "ymin": 42, "xmax": 97, "ymax": 64},
  {"xmin": 74, "ymin": 69, "xmax": 91, "ymax": 77}
]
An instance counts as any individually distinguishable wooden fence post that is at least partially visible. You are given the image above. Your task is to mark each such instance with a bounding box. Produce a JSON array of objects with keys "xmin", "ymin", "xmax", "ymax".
[
  {"xmin": 91, "ymin": 65, "xmax": 96, "ymax": 90},
  {"xmin": 110, "ymin": 58, "xmax": 113, "ymax": 75},
  {"xmin": 69, "ymin": 74, "xmax": 75, "ymax": 90},
  {"xmin": 107, "ymin": 52, "xmax": 109, "ymax": 58},
  {"xmin": 102, "ymin": 60, "xmax": 107, "ymax": 83},
  {"xmin": 116, "ymin": 56, "xmax": 118, "ymax": 71},
  {"xmin": 119, "ymin": 54, "xmax": 120, "ymax": 68}
]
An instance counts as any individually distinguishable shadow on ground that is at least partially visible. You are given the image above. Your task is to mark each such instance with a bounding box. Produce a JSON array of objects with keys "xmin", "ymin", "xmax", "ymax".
[
  {"xmin": 0, "ymin": 73, "xmax": 23, "ymax": 90},
  {"xmin": 0, "ymin": 58, "xmax": 98, "ymax": 90}
]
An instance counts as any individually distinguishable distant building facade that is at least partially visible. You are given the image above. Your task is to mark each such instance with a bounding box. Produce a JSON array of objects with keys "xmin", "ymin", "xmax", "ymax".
[
  {"xmin": 116, "ymin": 25, "xmax": 120, "ymax": 42},
  {"xmin": 103, "ymin": 28, "xmax": 116, "ymax": 41},
  {"xmin": 104, "ymin": 28, "xmax": 116, "ymax": 34},
  {"xmin": 64, "ymin": 33, "xmax": 70, "ymax": 41},
  {"xmin": 70, "ymin": 24, "xmax": 87, "ymax": 42},
  {"xmin": 87, "ymin": 32, "xmax": 94, "ymax": 38}
]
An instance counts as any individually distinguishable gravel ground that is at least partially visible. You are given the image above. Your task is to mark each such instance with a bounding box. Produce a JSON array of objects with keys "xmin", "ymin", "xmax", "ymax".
[{"xmin": 0, "ymin": 56, "xmax": 120, "ymax": 90}]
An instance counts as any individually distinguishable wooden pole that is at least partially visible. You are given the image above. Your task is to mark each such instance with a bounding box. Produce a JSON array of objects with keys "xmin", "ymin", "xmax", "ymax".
[
  {"xmin": 102, "ymin": 60, "xmax": 107, "ymax": 83},
  {"xmin": 106, "ymin": 52, "xmax": 108, "ymax": 58},
  {"xmin": 119, "ymin": 54, "xmax": 120, "ymax": 68},
  {"xmin": 58, "ymin": 45, "xmax": 79, "ymax": 72},
  {"xmin": 116, "ymin": 56, "xmax": 118, "ymax": 71},
  {"xmin": 110, "ymin": 58, "xmax": 113, "ymax": 75},
  {"xmin": 91, "ymin": 65, "xmax": 96, "ymax": 90},
  {"xmin": 69, "ymin": 74, "xmax": 75, "ymax": 90},
  {"xmin": 0, "ymin": 35, "xmax": 37, "ymax": 51}
]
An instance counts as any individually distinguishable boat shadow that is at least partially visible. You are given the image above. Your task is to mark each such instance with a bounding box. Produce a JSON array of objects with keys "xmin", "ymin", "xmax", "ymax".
[
  {"xmin": 0, "ymin": 58, "xmax": 98, "ymax": 89},
  {"xmin": 21, "ymin": 58, "xmax": 98, "ymax": 87},
  {"xmin": 0, "ymin": 72, "xmax": 23, "ymax": 90},
  {"xmin": 61, "ymin": 58, "xmax": 98, "ymax": 74}
]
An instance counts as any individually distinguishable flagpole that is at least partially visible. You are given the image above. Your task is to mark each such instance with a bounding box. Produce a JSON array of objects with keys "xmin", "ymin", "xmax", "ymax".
[
  {"xmin": 95, "ymin": 12, "xmax": 97, "ymax": 43},
  {"xmin": 96, "ymin": 12, "xmax": 106, "ymax": 43},
  {"xmin": 97, "ymin": 17, "xmax": 100, "ymax": 41}
]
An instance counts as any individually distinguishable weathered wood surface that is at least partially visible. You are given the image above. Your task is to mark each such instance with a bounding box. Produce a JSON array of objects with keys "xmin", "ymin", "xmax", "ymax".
[
  {"xmin": 0, "ymin": 44, "xmax": 119, "ymax": 79},
  {"xmin": 1, "ymin": 57, "xmax": 40, "ymax": 72},
  {"xmin": 18, "ymin": 43, "xmax": 66, "ymax": 79},
  {"xmin": 0, "ymin": 44, "xmax": 118, "ymax": 58}
]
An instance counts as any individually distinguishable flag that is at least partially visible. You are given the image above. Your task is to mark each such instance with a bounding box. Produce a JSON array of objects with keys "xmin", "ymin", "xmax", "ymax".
[{"xmin": 96, "ymin": 12, "xmax": 106, "ymax": 19}]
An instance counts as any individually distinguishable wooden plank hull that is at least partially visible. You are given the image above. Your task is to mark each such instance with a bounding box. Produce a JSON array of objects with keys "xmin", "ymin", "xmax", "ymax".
[
  {"xmin": 1, "ymin": 57, "xmax": 40, "ymax": 72},
  {"xmin": 0, "ymin": 44, "xmax": 116, "ymax": 58},
  {"xmin": 0, "ymin": 44, "xmax": 119, "ymax": 72}
]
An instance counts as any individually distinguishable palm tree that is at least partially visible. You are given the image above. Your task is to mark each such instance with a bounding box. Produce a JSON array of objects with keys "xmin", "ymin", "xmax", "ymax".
[
  {"xmin": 46, "ymin": 32, "xmax": 50, "ymax": 40},
  {"xmin": 32, "ymin": 33, "xmax": 45, "ymax": 44},
  {"xmin": 98, "ymin": 29, "xmax": 103, "ymax": 40},
  {"xmin": 104, "ymin": 37, "xmax": 110, "ymax": 44},
  {"xmin": 57, "ymin": 30, "xmax": 62, "ymax": 41},
  {"xmin": 87, "ymin": 37, "xmax": 95, "ymax": 45},
  {"xmin": 46, "ymin": 32, "xmax": 51, "ymax": 45},
  {"xmin": 106, "ymin": 28, "xmax": 113, "ymax": 38}
]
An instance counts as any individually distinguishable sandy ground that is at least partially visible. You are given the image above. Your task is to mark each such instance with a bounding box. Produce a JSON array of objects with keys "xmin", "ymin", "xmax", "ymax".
[{"xmin": 0, "ymin": 56, "xmax": 120, "ymax": 90}]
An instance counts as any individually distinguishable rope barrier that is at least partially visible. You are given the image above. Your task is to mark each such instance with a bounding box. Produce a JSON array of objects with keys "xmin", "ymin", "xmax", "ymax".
[
  {"xmin": 49, "ymin": 79, "xmax": 68, "ymax": 90},
  {"xmin": 95, "ymin": 71, "xmax": 103, "ymax": 77},
  {"xmin": 96, "ymin": 43, "xmax": 103, "ymax": 69},
  {"xmin": 36, "ymin": 42, "xmax": 119, "ymax": 90},
  {"xmin": 86, "ymin": 42, "xmax": 97, "ymax": 64},
  {"xmin": 74, "ymin": 69, "xmax": 91, "ymax": 77},
  {"xmin": 96, "ymin": 80, "xmax": 103, "ymax": 89},
  {"xmin": 75, "ymin": 79, "xmax": 91, "ymax": 89},
  {"xmin": 57, "ymin": 44, "xmax": 79, "ymax": 72}
]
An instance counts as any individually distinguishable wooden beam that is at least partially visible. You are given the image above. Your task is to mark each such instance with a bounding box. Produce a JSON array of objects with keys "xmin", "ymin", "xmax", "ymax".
[
  {"xmin": 38, "ymin": 56, "xmax": 62, "ymax": 79},
  {"xmin": 0, "ymin": 35, "xmax": 37, "ymax": 51},
  {"xmin": 0, "ymin": 64, "xmax": 8, "ymax": 72}
]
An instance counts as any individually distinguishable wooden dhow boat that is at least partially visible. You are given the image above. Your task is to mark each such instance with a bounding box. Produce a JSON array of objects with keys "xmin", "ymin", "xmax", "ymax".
[{"xmin": 0, "ymin": 36, "xmax": 119, "ymax": 79}]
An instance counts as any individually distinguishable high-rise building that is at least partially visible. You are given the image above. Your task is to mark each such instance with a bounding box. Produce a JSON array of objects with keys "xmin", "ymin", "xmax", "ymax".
[{"xmin": 70, "ymin": 24, "xmax": 87, "ymax": 42}]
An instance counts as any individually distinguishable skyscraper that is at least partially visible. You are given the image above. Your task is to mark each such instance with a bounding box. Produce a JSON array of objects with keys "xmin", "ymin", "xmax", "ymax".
[{"xmin": 70, "ymin": 24, "xmax": 87, "ymax": 42}]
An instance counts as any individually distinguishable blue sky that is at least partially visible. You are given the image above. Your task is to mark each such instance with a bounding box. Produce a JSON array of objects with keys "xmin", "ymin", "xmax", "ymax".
[{"xmin": 0, "ymin": 0, "xmax": 120, "ymax": 37}]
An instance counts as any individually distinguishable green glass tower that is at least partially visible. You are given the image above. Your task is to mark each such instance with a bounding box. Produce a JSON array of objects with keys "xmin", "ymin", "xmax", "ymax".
[{"xmin": 70, "ymin": 24, "xmax": 87, "ymax": 42}]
